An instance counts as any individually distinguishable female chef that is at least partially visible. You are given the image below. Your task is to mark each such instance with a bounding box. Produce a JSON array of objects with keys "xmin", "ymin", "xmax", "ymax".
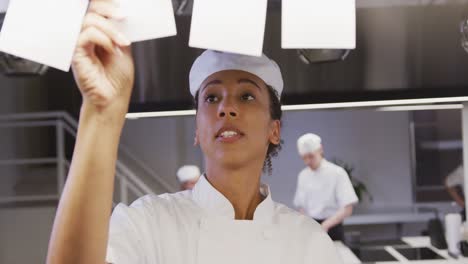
[{"xmin": 46, "ymin": 1, "xmax": 343, "ymax": 263}]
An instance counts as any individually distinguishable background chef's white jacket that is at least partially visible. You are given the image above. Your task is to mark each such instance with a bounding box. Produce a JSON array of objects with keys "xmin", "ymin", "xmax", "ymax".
[
  {"xmin": 106, "ymin": 175, "xmax": 343, "ymax": 264},
  {"xmin": 293, "ymin": 159, "xmax": 359, "ymax": 220},
  {"xmin": 446, "ymin": 165, "xmax": 465, "ymax": 191}
]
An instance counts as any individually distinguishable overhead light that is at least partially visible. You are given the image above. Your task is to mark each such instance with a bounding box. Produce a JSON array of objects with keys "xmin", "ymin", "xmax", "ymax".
[
  {"xmin": 420, "ymin": 140, "xmax": 462, "ymax": 150},
  {"xmin": 356, "ymin": 0, "xmax": 461, "ymax": 8},
  {"xmin": 282, "ymin": 96, "xmax": 468, "ymax": 111},
  {"xmin": 126, "ymin": 96, "xmax": 468, "ymax": 119},
  {"xmin": 126, "ymin": 110, "xmax": 196, "ymax": 119},
  {"xmin": 297, "ymin": 49, "xmax": 350, "ymax": 64},
  {"xmin": 377, "ymin": 104, "xmax": 463, "ymax": 111}
]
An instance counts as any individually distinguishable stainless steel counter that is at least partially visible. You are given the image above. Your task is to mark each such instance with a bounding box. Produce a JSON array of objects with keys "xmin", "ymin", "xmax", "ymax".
[{"xmin": 335, "ymin": 236, "xmax": 468, "ymax": 263}]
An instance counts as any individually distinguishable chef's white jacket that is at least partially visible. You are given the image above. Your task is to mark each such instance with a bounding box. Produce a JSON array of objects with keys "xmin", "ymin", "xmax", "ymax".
[
  {"xmin": 106, "ymin": 175, "xmax": 342, "ymax": 264},
  {"xmin": 293, "ymin": 159, "xmax": 359, "ymax": 220}
]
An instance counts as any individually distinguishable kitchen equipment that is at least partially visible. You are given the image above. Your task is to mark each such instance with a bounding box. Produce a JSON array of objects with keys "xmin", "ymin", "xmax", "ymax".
[
  {"xmin": 358, "ymin": 239, "xmax": 408, "ymax": 247},
  {"xmin": 297, "ymin": 49, "xmax": 350, "ymax": 64},
  {"xmin": 428, "ymin": 218, "xmax": 448, "ymax": 249},
  {"xmin": 445, "ymin": 213, "xmax": 462, "ymax": 257},
  {"xmin": 394, "ymin": 247, "xmax": 444, "ymax": 260},
  {"xmin": 350, "ymin": 247, "xmax": 397, "ymax": 263},
  {"xmin": 461, "ymin": 241, "xmax": 468, "ymax": 257},
  {"xmin": 419, "ymin": 206, "xmax": 448, "ymax": 249}
]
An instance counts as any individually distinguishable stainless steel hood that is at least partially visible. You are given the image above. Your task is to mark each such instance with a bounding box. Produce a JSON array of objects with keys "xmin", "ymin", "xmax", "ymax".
[{"xmin": 126, "ymin": 2, "xmax": 468, "ymax": 111}]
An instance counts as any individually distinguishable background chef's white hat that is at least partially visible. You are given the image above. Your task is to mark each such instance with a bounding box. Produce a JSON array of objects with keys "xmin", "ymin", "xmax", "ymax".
[
  {"xmin": 177, "ymin": 165, "xmax": 201, "ymax": 183},
  {"xmin": 297, "ymin": 133, "xmax": 322, "ymax": 156},
  {"xmin": 189, "ymin": 50, "xmax": 283, "ymax": 98}
]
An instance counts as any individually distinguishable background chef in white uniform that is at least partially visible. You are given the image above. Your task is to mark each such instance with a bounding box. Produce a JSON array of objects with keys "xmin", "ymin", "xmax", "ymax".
[
  {"xmin": 47, "ymin": 1, "xmax": 344, "ymax": 263},
  {"xmin": 294, "ymin": 133, "xmax": 359, "ymax": 241},
  {"xmin": 176, "ymin": 165, "xmax": 201, "ymax": 191},
  {"xmin": 445, "ymin": 164, "xmax": 466, "ymax": 221}
]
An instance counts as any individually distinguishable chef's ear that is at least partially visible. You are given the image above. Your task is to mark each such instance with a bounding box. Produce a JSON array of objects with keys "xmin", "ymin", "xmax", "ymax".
[{"xmin": 269, "ymin": 120, "xmax": 281, "ymax": 145}]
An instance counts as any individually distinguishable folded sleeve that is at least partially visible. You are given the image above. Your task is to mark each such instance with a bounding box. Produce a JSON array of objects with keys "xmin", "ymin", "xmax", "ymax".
[
  {"xmin": 106, "ymin": 194, "xmax": 163, "ymax": 264},
  {"xmin": 106, "ymin": 203, "xmax": 146, "ymax": 264},
  {"xmin": 335, "ymin": 169, "xmax": 359, "ymax": 208}
]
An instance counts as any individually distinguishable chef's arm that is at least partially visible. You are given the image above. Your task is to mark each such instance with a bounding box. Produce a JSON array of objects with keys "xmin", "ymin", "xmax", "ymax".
[
  {"xmin": 48, "ymin": 104, "xmax": 125, "ymax": 264},
  {"xmin": 446, "ymin": 185, "xmax": 465, "ymax": 208},
  {"xmin": 321, "ymin": 204, "xmax": 353, "ymax": 231},
  {"xmin": 46, "ymin": 1, "xmax": 134, "ymax": 263}
]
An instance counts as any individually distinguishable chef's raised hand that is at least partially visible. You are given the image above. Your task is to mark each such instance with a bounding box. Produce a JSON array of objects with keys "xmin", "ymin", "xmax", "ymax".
[{"xmin": 72, "ymin": 0, "xmax": 134, "ymax": 113}]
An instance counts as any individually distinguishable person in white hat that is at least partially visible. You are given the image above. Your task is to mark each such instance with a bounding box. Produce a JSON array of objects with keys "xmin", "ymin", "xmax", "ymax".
[
  {"xmin": 294, "ymin": 133, "xmax": 359, "ymax": 241},
  {"xmin": 47, "ymin": 1, "xmax": 342, "ymax": 263},
  {"xmin": 176, "ymin": 165, "xmax": 201, "ymax": 191}
]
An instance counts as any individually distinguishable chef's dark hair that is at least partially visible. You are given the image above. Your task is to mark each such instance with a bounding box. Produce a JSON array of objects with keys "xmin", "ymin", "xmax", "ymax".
[
  {"xmin": 263, "ymin": 85, "xmax": 282, "ymax": 175},
  {"xmin": 194, "ymin": 85, "xmax": 283, "ymax": 175}
]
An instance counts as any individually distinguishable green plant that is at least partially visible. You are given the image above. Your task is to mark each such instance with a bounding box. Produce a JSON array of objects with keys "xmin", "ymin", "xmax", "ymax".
[{"xmin": 331, "ymin": 158, "xmax": 373, "ymax": 202}]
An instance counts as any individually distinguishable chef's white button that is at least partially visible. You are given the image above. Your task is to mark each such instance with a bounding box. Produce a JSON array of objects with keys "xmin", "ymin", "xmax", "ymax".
[{"xmin": 263, "ymin": 230, "xmax": 274, "ymax": 240}]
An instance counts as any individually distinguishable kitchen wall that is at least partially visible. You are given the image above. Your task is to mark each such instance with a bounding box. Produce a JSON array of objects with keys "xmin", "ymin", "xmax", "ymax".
[
  {"xmin": 0, "ymin": 73, "xmax": 52, "ymax": 197},
  {"xmin": 0, "ymin": 206, "xmax": 56, "ymax": 264},
  {"xmin": 0, "ymin": 69, "xmax": 79, "ymax": 199},
  {"xmin": 0, "ymin": 74, "xmax": 57, "ymax": 264}
]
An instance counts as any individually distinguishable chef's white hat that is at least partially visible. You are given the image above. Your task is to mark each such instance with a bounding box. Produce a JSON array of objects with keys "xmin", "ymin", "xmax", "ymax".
[
  {"xmin": 189, "ymin": 50, "xmax": 283, "ymax": 98},
  {"xmin": 297, "ymin": 133, "xmax": 322, "ymax": 156},
  {"xmin": 177, "ymin": 165, "xmax": 201, "ymax": 183}
]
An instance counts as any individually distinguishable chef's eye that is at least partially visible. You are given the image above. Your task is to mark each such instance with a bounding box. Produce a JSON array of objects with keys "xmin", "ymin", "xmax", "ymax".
[
  {"xmin": 205, "ymin": 94, "xmax": 219, "ymax": 103},
  {"xmin": 241, "ymin": 93, "xmax": 255, "ymax": 101}
]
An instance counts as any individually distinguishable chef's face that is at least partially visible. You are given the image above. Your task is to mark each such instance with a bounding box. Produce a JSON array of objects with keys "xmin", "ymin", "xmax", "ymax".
[
  {"xmin": 195, "ymin": 70, "xmax": 281, "ymax": 171},
  {"xmin": 302, "ymin": 148, "xmax": 323, "ymax": 170}
]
